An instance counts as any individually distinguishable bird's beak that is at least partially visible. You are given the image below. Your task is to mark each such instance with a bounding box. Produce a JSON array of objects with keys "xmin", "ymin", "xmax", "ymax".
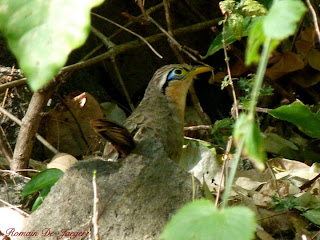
[{"xmin": 188, "ymin": 65, "xmax": 213, "ymax": 78}]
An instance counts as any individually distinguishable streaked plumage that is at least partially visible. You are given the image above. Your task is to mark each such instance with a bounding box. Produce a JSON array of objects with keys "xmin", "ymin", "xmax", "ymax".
[{"xmin": 92, "ymin": 64, "xmax": 212, "ymax": 161}]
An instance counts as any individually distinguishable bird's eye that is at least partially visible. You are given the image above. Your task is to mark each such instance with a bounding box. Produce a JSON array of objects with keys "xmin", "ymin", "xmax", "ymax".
[
  {"xmin": 174, "ymin": 69, "xmax": 182, "ymax": 75},
  {"xmin": 167, "ymin": 68, "xmax": 187, "ymax": 81}
]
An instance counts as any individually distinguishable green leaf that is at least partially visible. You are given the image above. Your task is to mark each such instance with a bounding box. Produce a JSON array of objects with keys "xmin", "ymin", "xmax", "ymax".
[
  {"xmin": 268, "ymin": 102, "xmax": 320, "ymax": 138},
  {"xmin": 0, "ymin": 0, "xmax": 104, "ymax": 91},
  {"xmin": 205, "ymin": 17, "xmax": 260, "ymax": 58},
  {"xmin": 21, "ymin": 168, "xmax": 64, "ymax": 197},
  {"xmin": 31, "ymin": 186, "xmax": 51, "ymax": 211},
  {"xmin": 229, "ymin": 13, "xmax": 245, "ymax": 40},
  {"xmin": 302, "ymin": 208, "xmax": 320, "ymax": 225},
  {"xmin": 263, "ymin": 0, "xmax": 307, "ymax": 40},
  {"xmin": 160, "ymin": 199, "xmax": 256, "ymax": 240},
  {"xmin": 241, "ymin": 0, "xmax": 268, "ymax": 17},
  {"xmin": 245, "ymin": 18, "xmax": 265, "ymax": 65},
  {"xmin": 233, "ymin": 114, "xmax": 266, "ymax": 170}
]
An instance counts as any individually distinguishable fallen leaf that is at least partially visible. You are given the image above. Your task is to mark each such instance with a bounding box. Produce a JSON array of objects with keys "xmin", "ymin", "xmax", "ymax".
[{"xmin": 266, "ymin": 52, "xmax": 305, "ymax": 80}]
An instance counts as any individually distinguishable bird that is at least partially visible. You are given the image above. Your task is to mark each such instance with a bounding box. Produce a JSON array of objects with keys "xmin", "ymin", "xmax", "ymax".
[{"xmin": 91, "ymin": 64, "xmax": 212, "ymax": 162}]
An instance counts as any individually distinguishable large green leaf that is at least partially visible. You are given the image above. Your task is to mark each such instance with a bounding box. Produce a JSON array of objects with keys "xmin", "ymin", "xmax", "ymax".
[
  {"xmin": 21, "ymin": 168, "xmax": 64, "ymax": 197},
  {"xmin": 0, "ymin": 0, "xmax": 104, "ymax": 91},
  {"xmin": 233, "ymin": 114, "xmax": 267, "ymax": 170},
  {"xmin": 263, "ymin": 0, "xmax": 307, "ymax": 40},
  {"xmin": 302, "ymin": 208, "xmax": 320, "ymax": 225},
  {"xmin": 205, "ymin": 17, "xmax": 260, "ymax": 58},
  {"xmin": 160, "ymin": 199, "xmax": 256, "ymax": 240},
  {"xmin": 268, "ymin": 102, "xmax": 320, "ymax": 138}
]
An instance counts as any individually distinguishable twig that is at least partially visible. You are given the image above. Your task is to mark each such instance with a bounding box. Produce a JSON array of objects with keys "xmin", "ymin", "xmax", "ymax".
[
  {"xmin": 0, "ymin": 127, "xmax": 12, "ymax": 164},
  {"xmin": 147, "ymin": 16, "xmax": 209, "ymax": 63},
  {"xmin": 300, "ymin": 173, "xmax": 320, "ymax": 191},
  {"xmin": 215, "ymin": 135, "xmax": 232, "ymax": 207},
  {"xmin": 266, "ymin": 162, "xmax": 280, "ymax": 198},
  {"xmin": 0, "ymin": 78, "xmax": 27, "ymax": 93},
  {"xmin": 91, "ymin": 27, "xmax": 116, "ymax": 49},
  {"xmin": 184, "ymin": 125, "xmax": 212, "ymax": 131},
  {"xmin": 85, "ymin": 190, "xmax": 117, "ymax": 232},
  {"xmin": 111, "ymin": 58, "xmax": 135, "ymax": 111},
  {"xmin": 0, "ymin": 106, "xmax": 59, "ymax": 156},
  {"xmin": 56, "ymin": 94, "xmax": 88, "ymax": 146},
  {"xmin": 184, "ymin": 136, "xmax": 212, "ymax": 145},
  {"xmin": 1, "ymin": 65, "xmax": 15, "ymax": 110},
  {"xmin": 61, "ymin": 19, "xmax": 219, "ymax": 73},
  {"xmin": 189, "ymin": 84, "xmax": 211, "ymax": 125},
  {"xmin": 136, "ymin": 0, "xmax": 147, "ymax": 18},
  {"xmin": 90, "ymin": 26, "xmax": 135, "ymax": 112},
  {"xmin": 163, "ymin": 0, "xmax": 185, "ymax": 63},
  {"xmin": 0, "ymin": 198, "xmax": 30, "ymax": 217},
  {"xmin": 222, "ymin": 15, "xmax": 238, "ymax": 119},
  {"xmin": 238, "ymin": 106, "xmax": 272, "ymax": 113},
  {"xmin": 305, "ymin": 0, "xmax": 320, "ymax": 44},
  {"xmin": 91, "ymin": 12, "xmax": 163, "ymax": 59},
  {"xmin": 92, "ymin": 171, "xmax": 100, "ymax": 240}
]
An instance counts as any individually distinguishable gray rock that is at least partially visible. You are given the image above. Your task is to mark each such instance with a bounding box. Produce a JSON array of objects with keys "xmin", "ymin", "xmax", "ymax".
[{"xmin": 22, "ymin": 139, "xmax": 202, "ymax": 240}]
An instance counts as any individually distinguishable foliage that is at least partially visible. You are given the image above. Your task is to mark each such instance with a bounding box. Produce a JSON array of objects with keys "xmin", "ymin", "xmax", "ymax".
[
  {"xmin": 162, "ymin": 0, "xmax": 310, "ymax": 239},
  {"xmin": 268, "ymin": 102, "xmax": 320, "ymax": 138},
  {"xmin": 271, "ymin": 193, "xmax": 320, "ymax": 226},
  {"xmin": 0, "ymin": 0, "xmax": 104, "ymax": 91},
  {"xmin": 160, "ymin": 199, "xmax": 256, "ymax": 240},
  {"xmin": 238, "ymin": 74, "xmax": 274, "ymax": 107},
  {"xmin": 22, "ymin": 169, "xmax": 64, "ymax": 211}
]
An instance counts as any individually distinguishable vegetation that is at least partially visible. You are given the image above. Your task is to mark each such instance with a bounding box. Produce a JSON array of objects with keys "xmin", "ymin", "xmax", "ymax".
[{"xmin": 0, "ymin": 0, "xmax": 319, "ymax": 239}]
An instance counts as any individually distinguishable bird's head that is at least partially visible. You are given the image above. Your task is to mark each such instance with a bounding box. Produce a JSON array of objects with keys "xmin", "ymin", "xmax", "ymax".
[{"xmin": 145, "ymin": 64, "xmax": 213, "ymax": 117}]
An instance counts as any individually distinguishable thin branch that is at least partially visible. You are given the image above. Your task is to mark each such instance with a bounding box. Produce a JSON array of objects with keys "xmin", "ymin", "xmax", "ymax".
[
  {"xmin": 91, "ymin": 12, "xmax": 163, "ymax": 59},
  {"xmin": 0, "ymin": 78, "xmax": 27, "ymax": 93},
  {"xmin": 305, "ymin": 0, "xmax": 320, "ymax": 44},
  {"xmin": 1, "ymin": 65, "xmax": 15, "ymax": 110},
  {"xmin": 238, "ymin": 105, "xmax": 272, "ymax": 113},
  {"xmin": 184, "ymin": 125, "xmax": 212, "ymax": 131},
  {"xmin": 222, "ymin": 15, "xmax": 238, "ymax": 120},
  {"xmin": 148, "ymin": 16, "xmax": 182, "ymax": 50},
  {"xmin": 184, "ymin": 136, "xmax": 212, "ymax": 145},
  {"xmin": 189, "ymin": 84, "xmax": 211, "ymax": 125},
  {"xmin": 91, "ymin": 26, "xmax": 116, "ymax": 49},
  {"xmin": 215, "ymin": 135, "xmax": 232, "ymax": 207},
  {"xmin": 0, "ymin": 127, "xmax": 12, "ymax": 164},
  {"xmin": 163, "ymin": 0, "xmax": 185, "ymax": 63},
  {"xmin": 61, "ymin": 19, "xmax": 219, "ymax": 73},
  {"xmin": 56, "ymin": 94, "xmax": 88, "ymax": 146},
  {"xmin": 0, "ymin": 106, "xmax": 59, "ymax": 157},
  {"xmin": 90, "ymin": 26, "xmax": 135, "ymax": 111},
  {"xmin": 0, "ymin": 198, "xmax": 30, "ymax": 217},
  {"xmin": 92, "ymin": 171, "xmax": 100, "ymax": 240},
  {"xmin": 111, "ymin": 58, "xmax": 135, "ymax": 111}
]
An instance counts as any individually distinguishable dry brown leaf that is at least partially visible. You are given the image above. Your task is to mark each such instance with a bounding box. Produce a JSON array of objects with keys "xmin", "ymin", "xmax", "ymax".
[
  {"xmin": 253, "ymin": 192, "xmax": 273, "ymax": 207},
  {"xmin": 295, "ymin": 40, "xmax": 313, "ymax": 58},
  {"xmin": 258, "ymin": 208, "xmax": 292, "ymax": 235},
  {"xmin": 291, "ymin": 68, "xmax": 320, "ymax": 87},
  {"xmin": 235, "ymin": 177, "xmax": 266, "ymax": 191},
  {"xmin": 45, "ymin": 92, "xmax": 104, "ymax": 156},
  {"xmin": 307, "ymin": 48, "xmax": 320, "ymax": 71},
  {"xmin": 266, "ymin": 52, "xmax": 306, "ymax": 80},
  {"xmin": 269, "ymin": 158, "xmax": 309, "ymax": 171},
  {"xmin": 295, "ymin": 27, "xmax": 315, "ymax": 58}
]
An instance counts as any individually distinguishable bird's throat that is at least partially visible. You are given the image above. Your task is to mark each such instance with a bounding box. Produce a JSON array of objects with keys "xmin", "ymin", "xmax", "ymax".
[{"xmin": 165, "ymin": 78, "xmax": 192, "ymax": 119}]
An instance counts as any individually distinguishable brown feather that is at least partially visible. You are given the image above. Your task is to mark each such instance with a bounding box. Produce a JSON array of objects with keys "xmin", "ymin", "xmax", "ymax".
[{"xmin": 90, "ymin": 119, "xmax": 135, "ymax": 157}]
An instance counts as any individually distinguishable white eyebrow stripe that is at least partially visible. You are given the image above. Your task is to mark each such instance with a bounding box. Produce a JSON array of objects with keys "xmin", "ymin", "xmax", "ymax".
[{"xmin": 157, "ymin": 72, "xmax": 169, "ymax": 89}]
